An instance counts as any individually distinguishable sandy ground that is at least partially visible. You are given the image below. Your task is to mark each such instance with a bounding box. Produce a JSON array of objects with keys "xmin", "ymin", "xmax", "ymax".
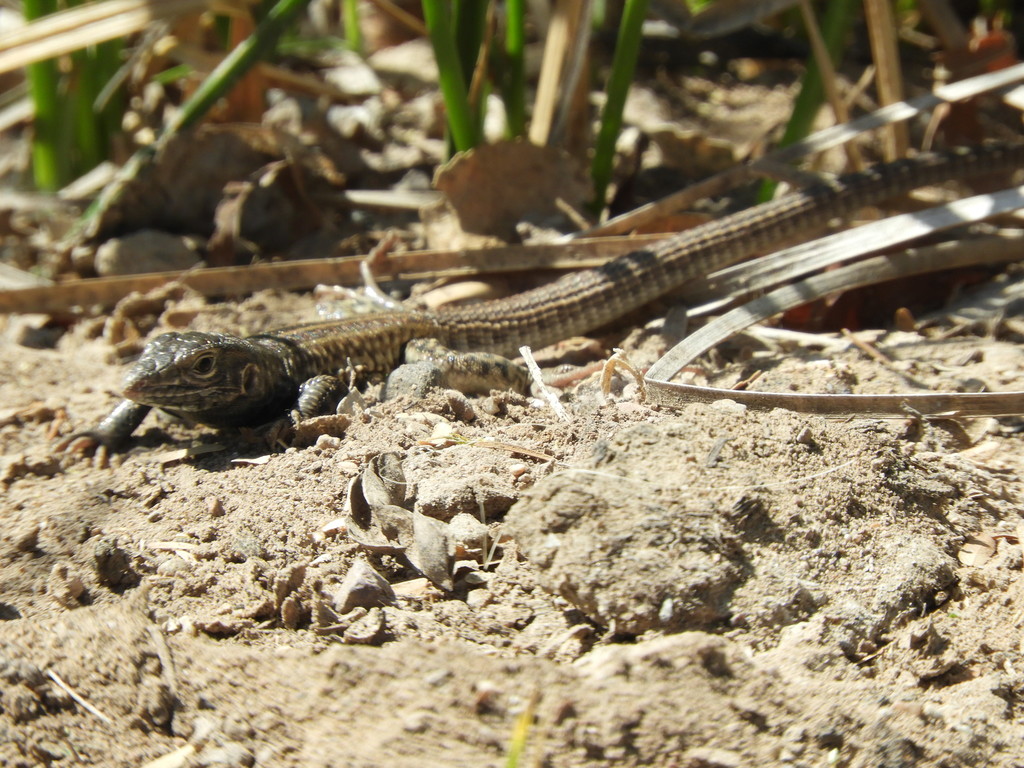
[{"xmin": 2, "ymin": 281, "xmax": 1024, "ymax": 768}]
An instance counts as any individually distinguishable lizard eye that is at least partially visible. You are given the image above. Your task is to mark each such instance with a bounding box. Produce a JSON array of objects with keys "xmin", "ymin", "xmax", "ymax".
[{"xmin": 191, "ymin": 353, "xmax": 217, "ymax": 377}]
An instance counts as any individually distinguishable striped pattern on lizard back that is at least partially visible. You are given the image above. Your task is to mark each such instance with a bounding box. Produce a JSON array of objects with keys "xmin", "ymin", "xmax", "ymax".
[{"xmin": 432, "ymin": 143, "xmax": 1024, "ymax": 355}]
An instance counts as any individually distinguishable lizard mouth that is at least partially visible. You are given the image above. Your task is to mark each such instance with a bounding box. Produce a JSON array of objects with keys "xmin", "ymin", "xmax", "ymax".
[
  {"xmin": 123, "ymin": 382, "xmax": 227, "ymax": 408},
  {"xmin": 121, "ymin": 382, "xmax": 153, "ymax": 403}
]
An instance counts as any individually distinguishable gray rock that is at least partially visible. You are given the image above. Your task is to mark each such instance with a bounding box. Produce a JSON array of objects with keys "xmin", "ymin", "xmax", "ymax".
[
  {"xmin": 331, "ymin": 560, "xmax": 396, "ymax": 614},
  {"xmin": 383, "ymin": 361, "xmax": 444, "ymax": 400},
  {"xmin": 95, "ymin": 230, "xmax": 201, "ymax": 276}
]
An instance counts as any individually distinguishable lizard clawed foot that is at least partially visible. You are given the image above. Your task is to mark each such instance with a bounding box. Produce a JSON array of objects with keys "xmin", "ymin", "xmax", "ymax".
[
  {"xmin": 53, "ymin": 432, "xmax": 111, "ymax": 469},
  {"xmin": 52, "ymin": 400, "xmax": 151, "ymax": 468}
]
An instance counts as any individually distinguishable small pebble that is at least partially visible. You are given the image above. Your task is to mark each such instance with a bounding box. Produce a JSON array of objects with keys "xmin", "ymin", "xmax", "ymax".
[
  {"xmin": 196, "ymin": 742, "xmax": 254, "ymax": 768},
  {"xmin": 449, "ymin": 513, "xmax": 489, "ymax": 552},
  {"xmin": 402, "ymin": 711, "xmax": 430, "ymax": 733},
  {"xmin": 222, "ymin": 714, "xmax": 254, "ymax": 741},
  {"xmin": 681, "ymin": 746, "xmax": 742, "ymax": 768},
  {"xmin": 321, "ymin": 517, "xmax": 347, "ymax": 536},
  {"xmin": 6, "ymin": 314, "xmax": 62, "ymax": 349},
  {"xmin": 95, "ymin": 230, "xmax": 200, "ymax": 276},
  {"xmin": 189, "ymin": 714, "xmax": 221, "ymax": 745},
  {"xmin": 462, "ymin": 570, "xmax": 489, "ymax": 586},
  {"xmin": 473, "ymin": 680, "xmax": 501, "ymax": 713},
  {"xmin": 445, "ymin": 391, "xmax": 476, "ymax": 422},
  {"xmin": 423, "ymin": 669, "xmax": 452, "ymax": 686},
  {"xmin": 46, "ymin": 564, "xmax": 85, "ymax": 608},
  {"xmin": 478, "ymin": 396, "xmax": 501, "ymax": 415},
  {"xmin": 331, "ymin": 560, "xmax": 396, "ymax": 614},
  {"xmin": 342, "ymin": 607, "xmax": 385, "ymax": 644},
  {"xmin": 465, "ymin": 587, "xmax": 493, "ymax": 609},
  {"xmin": 322, "ymin": 53, "xmax": 383, "ymax": 97},
  {"xmin": 315, "ymin": 434, "xmax": 343, "ymax": 450},
  {"xmin": 92, "ymin": 537, "xmax": 140, "ymax": 589},
  {"xmin": 2, "ymin": 687, "xmax": 41, "ymax": 722},
  {"xmin": 383, "ymin": 362, "xmax": 443, "ymax": 400},
  {"xmin": 156, "ymin": 556, "xmax": 192, "ymax": 577},
  {"xmin": 709, "ymin": 399, "xmax": 746, "ymax": 415}
]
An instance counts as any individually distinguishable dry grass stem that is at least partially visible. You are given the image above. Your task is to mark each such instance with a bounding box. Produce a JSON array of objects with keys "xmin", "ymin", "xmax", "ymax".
[
  {"xmin": 46, "ymin": 669, "xmax": 114, "ymax": 726},
  {"xmin": 863, "ymin": 0, "xmax": 909, "ymax": 157},
  {"xmin": 798, "ymin": 0, "xmax": 863, "ymax": 170},
  {"xmin": 0, "ymin": 0, "xmax": 213, "ymax": 75}
]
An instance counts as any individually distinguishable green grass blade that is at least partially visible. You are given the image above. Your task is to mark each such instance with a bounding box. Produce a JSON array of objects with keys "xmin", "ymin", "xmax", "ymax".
[
  {"xmin": 590, "ymin": 0, "xmax": 648, "ymax": 212},
  {"xmin": 25, "ymin": 56, "xmax": 62, "ymax": 190},
  {"xmin": 503, "ymin": 691, "xmax": 539, "ymax": 768},
  {"xmin": 422, "ymin": 0, "xmax": 477, "ymax": 152},
  {"xmin": 23, "ymin": 0, "xmax": 63, "ymax": 190},
  {"xmin": 163, "ymin": 0, "xmax": 312, "ymax": 137},
  {"xmin": 758, "ymin": 0, "xmax": 856, "ymax": 201},
  {"xmin": 454, "ymin": 0, "xmax": 487, "ymax": 90},
  {"xmin": 93, "ymin": 37, "xmax": 126, "ymax": 141},
  {"xmin": 72, "ymin": 47, "xmax": 105, "ymax": 172},
  {"xmin": 454, "ymin": 0, "xmax": 488, "ymax": 141},
  {"xmin": 342, "ymin": 0, "xmax": 362, "ymax": 52},
  {"xmin": 153, "ymin": 64, "xmax": 195, "ymax": 86},
  {"xmin": 25, "ymin": 0, "xmax": 124, "ymax": 189},
  {"xmin": 78, "ymin": 0, "xmax": 310, "ymax": 229},
  {"xmin": 502, "ymin": 0, "xmax": 526, "ymax": 137}
]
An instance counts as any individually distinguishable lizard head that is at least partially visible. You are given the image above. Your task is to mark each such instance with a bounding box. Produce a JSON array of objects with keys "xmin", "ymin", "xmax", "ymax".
[{"xmin": 121, "ymin": 331, "xmax": 267, "ymax": 412}]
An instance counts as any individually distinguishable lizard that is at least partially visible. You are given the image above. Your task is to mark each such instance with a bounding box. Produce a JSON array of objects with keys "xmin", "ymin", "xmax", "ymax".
[{"xmin": 63, "ymin": 142, "xmax": 1024, "ymax": 453}]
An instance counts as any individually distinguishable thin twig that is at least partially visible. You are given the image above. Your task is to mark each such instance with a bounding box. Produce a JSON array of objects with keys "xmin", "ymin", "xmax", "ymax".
[
  {"xmin": 863, "ymin": 0, "xmax": 909, "ymax": 157},
  {"xmin": 47, "ymin": 669, "xmax": 114, "ymax": 726},
  {"xmin": 146, "ymin": 625, "xmax": 179, "ymax": 698},
  {"xmin": 520, "ymin": 345, "xmax": 570, "ymax": 421},
  {"xmin": 798, "ymin": 0, "xmax": 862, "ymax": 170}
]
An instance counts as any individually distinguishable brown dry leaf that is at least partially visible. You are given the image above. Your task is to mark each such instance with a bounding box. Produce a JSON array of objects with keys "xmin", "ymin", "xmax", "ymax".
[
  {"xmin": 422, "ymin": 140, "xmax": 590, "ymax": 250},
  {"xmin": 932, "ymin": 23, "xmax": 1019, "ymax": 144},
  {"xmin": 207, "ymin": 179, "xmax": 257, "ymax": 267},
  {"xmin": 958, "ymin": 532, "xmax": 997, "ymax": 566},
  {"xmin": 361, "ymin": 452, "xmax": 409, "ymax": 508},
  {"xmin": 346, "ymin": 500, "xmax": 411, "ymax": 554},
  {"xmin": 80, "ymin": 125, "xmax": 346, "ymax": 260},
  {"xmin": 407, "ymin": 512, "xmax": 454, "ymax": 591},
  {"xmin": 345, "ymin": 453, "xmax": 454, "ymax": 590},
  {"xmin": 359, "ymin": 0, "xmax": 425, "ymax": 51}
]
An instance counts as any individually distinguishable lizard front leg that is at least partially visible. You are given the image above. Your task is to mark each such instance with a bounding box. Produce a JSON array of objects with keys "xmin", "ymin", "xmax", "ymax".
[{"xmin": 56, "ymin": 399, "xmax": 152, "ymax": 460}]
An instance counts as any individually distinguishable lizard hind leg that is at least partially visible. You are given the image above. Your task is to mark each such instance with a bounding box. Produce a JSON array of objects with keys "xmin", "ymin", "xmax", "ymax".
[{"xmin": 384, "ymin": 338, "xmax": 529, "ymax": 399}]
